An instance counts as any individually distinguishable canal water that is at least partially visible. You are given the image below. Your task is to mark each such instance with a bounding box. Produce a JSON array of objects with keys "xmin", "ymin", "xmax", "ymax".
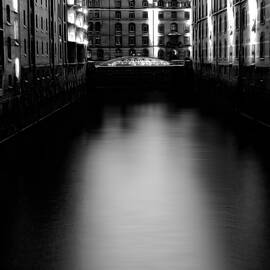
[{"xmin": 2, "ymin": 95, "xmax": 270, "ymax": 270}]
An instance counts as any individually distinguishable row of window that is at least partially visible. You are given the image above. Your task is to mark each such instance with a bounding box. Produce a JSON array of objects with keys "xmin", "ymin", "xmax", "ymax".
[
  {"xmin": 194, "ymin": 32, "xmax": 268, "ymax": 61},
  {"xmin": 193, "ymin": 0, "xmax": 266, "ymax": 25},
  {"xmin": 89, "ymin": 22, "xmax": 181, "ymax": 33},
  {"xmin": 35, "ymin": 0, "xmax": 48, "ymax": 8},
  {"xmin": 88, "ymin": 48, "xmax": 167, "ymax": 60},
  {"xmin": 89, "ymin": 35, "xmax": 190, "ymax": 47},
  {"xmin": 88, "ymin": 0, "xmax": 191, "ymax": 9},
  {"xmin": 194, "ymin": 2, "xmax": 267, "ymax": 43},
  {"xmin": 89, "ymin": 10, "xmax": 190, "ymax": 20}
]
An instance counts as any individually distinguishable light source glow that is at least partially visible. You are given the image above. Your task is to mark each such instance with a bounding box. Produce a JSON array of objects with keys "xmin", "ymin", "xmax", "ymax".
[{"xmin": 15, "ymin": 58, "xmax": 20, "ymax": 79}]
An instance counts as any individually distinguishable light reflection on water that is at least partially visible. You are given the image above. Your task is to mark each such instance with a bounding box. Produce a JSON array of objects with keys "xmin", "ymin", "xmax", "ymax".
[{"xmin": 3, "ymin": 102, "xmax": 270, "ymax": 270}]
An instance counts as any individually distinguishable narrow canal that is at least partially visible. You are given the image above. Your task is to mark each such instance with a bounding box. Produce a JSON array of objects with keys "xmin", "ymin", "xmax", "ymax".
[{"xmin": 3, "ymin": 94, "xmax": 270, "ymax": 270}]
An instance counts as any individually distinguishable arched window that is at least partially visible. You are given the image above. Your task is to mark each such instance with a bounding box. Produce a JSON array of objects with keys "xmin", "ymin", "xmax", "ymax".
[
  {"xmin": 260, "ymin": 32, "xmax": 265, "ymax": 59},
  {"xmin": 95, "ymin": 22, "xmax": 101, "ymax": 32},
  {"xmin": 142, "ymin": 0, "xmax": 148, "ymax": 8},
  {"xmin": 158, "ymin": 0, "xmax": 164, "ymax": 7},
  {"xmin": 6, "ymin": 5, "xmax": 10, "ymax": 23},
  {"xmin": 129, "ymin": 23, "xmax": 136, "ymax": 33},
  {"xmin": 115, "ymin": 23, "xmax": 122, "ymax": 34},
  {"xmin": 129, "ymin": 0, "xmax": 135, "ymax": 8},
  {"xmin": 142, "ymin": 23, "xmax": 148, "ymax": 33},
  {"xmin": 129, "ymin": 48, "xmax": 136, "ymax": 56},
  {"xmin": 97, "ymin": 48, "xmax": 104, "ymax": 60},
  {"xmin": 170, "ymin": 23, "xmax": 178, "ymax": 32},
  {"xmin": 158, "ymin": 49, "xmax": 165, "ymax": 59}
]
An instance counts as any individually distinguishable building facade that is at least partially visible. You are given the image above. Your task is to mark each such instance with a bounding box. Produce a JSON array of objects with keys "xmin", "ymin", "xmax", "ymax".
[
  {"xmin": 87, "ymin": 0, "xmax": 192, "ymax": 61},
  {"xmin": 192, "ymin": 0, "xmax": 270, "ymax": 82},
  {"xmin": 0, "ymin": 0, "xmax": 88, "ymax": 107}
]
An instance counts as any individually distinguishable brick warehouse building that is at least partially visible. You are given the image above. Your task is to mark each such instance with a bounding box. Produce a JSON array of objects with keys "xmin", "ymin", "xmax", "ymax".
[
  {"xmin": 192, "ymin": 0, "xmax": 270, "ymax": 85},
  {"xmin": 87, "ymin": 0, "xmax": 192, "ymax": 61},
  {"xmin": 0, "ymin": 0, "xmax": 88, "ymax": 109}
]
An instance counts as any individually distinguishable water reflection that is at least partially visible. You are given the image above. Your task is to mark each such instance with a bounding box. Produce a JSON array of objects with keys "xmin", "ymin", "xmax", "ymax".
[{"xmin": 3, "ymin": 101, "xmax": 270, "ymax": 270}]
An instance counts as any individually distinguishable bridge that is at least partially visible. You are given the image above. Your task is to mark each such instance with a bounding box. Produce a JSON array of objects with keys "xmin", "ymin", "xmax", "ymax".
[{"xmin": 89, "ymin": 56, "xmax": 193, "ymax": 91}]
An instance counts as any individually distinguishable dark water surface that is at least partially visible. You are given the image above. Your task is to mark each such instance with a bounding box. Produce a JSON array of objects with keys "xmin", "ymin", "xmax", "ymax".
[{"xmin": 2, "ymin": 96, "xmax": 270, "ymax": 270}]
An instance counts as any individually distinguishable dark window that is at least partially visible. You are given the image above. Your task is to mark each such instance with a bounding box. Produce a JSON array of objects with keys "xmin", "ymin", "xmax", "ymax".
[
  {"xmin": 260, "ymin": 32, "xmax": 265, "ymax": 58},
  {"xmin": 158, "ymin": 0, "xmax": 164, "ymax": 8},
  {"xmin": 129, "ymin": 0, "xmax": 135, "ymax": 8},
  {"xmin": 23, "ymin": 10, "xmax": 26, "ymax": 26},
  {"xmin": 170, "ymin": 23, "xmax": 178, "ymax": 32},
  {"xmin": 142, "ymin": 23, "xmax": 149, "ymax": 33},
  {"xmin": 158, "ymin": 49, "xmax": 165, "ymax": 59},
  {"xmin": 142, "ymin": 11, "xmax": 148, "ymax": 19},
  {"xmin": 115, "ymin": 11, "xmax": 121, "ymax": 19},
  {"xmin": 129, "ymin": 12, "xmax": 135, "ymax": 19},
  {"xmin": 129, "ymin": 23, "xmax": 136, "ymax": 33},
  {"xmin": 129, "ymin": 36, "xmax": 136, "ymax": 46},
  {"xmin": 7, "ymin": 36, "xmax": 11, "ymax": 59},
  {"xmin": 171, "ymin": 11, "xmax": 177, "ymax": 19},
  {"xmin": 158, "ymin": 11, "xmax": 164, "ymax": 20},
  {"xmin": 260, "ymin": 1, "xmax": 265, "ymax": 24},
  {"xmin": 224, "ymin": 39, "xmax": 227, "ymax": 58},
  {"xmin": 158, "ymin": 24, "xmax": 164, "ymax": 34},
  {"xmin": 95, "ymin": 22, "xmax": 101, "ymax": 32},
  {"xmin": 115, "ymin": 36, "xmax": 122, "ymax": 46},
  {"xmin": 97, "ymin": 48, "xmax": 104, "ymax": 60},
  {"xmin": 142, "ymin": 0, "xmax": 148, "ymax": 8},
  {"xmin": 115, "ymin": 23, "xmax": 122, "ymax": 34},
  {"xmin": 158, "ymin": 36, "xmax": 164, "ymax": 46},
  {"xmin": 142, "ymin": 36, "xmax": 149, "ymax": 46},
  {"xmin": 142, "ymin": 48, "xmax": 149, "ymax": 56},
  {"xmin": 6, "ymin": 5, "xmax": 10, "ymax": 23},
  {"xmin": 24, "ymin": 39, "xmax": 27, "ymax": 54}
]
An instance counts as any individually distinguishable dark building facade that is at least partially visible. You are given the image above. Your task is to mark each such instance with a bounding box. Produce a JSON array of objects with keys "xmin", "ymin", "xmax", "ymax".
[{"xmin": 0, "ymin": 0, "xmax": 88, "ymax": 116}]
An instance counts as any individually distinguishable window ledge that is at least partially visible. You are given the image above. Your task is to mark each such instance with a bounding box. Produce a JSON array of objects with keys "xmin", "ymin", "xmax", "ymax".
[
  {"xmin": 6, "ymin": 22, "xmax": 12, "ymax": 26},
  {"xmin": 8, "ymin": 58, "xmax": 12, "ymax": 63}
]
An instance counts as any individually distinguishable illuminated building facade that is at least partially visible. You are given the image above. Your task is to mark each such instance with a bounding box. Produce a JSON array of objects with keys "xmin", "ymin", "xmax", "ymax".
[
  {"xmin": 192, "ymin": 0, "xmax": 270, "ymax": 79},
  {"xmin": 0, "ymin": 0, "xmax": 20, "ymax": 96},
  {"xmin": 0, "ymin": 0, "xmax": 87, "ymax": 105},
  {"xmin": 87, "ymin": 0, "xmax": 192, "ymax": 61}
]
